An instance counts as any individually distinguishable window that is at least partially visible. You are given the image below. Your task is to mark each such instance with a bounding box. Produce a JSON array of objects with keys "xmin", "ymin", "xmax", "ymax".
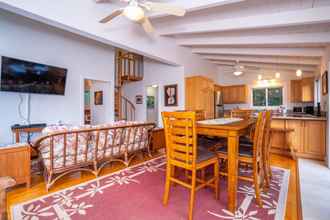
[{"xmin": 252, "ymin": 87, "xmax": 283, "ymax": 107}]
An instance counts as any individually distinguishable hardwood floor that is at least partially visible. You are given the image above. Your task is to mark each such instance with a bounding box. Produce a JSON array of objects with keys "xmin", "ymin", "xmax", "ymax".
[{"xmin": 7, "ymin": 153, "xmax": 300, "ymax": 220}]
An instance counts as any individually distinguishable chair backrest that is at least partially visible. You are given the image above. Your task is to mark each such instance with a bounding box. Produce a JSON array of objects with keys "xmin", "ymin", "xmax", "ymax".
[
  {"xmin": 34, "ymin": 123, "xmax": 155, "ymax": 171},
  {"xmin": 195, "ymin": 110, "xmax": 206, "ymax": 121},
  {"xmin": 231, "ymin": 109, "xmax": 253, "ymax": 120},
  {"xmin": 252, "ymin": 112, "xmax": 267, "ymax": 162},
  {"xmin": 263, "ymin": 110, "xmax": 273, "ymax": 157},
  {"xmin": 162, "ymin": 111, "xmax": 197, "ymax": 169}
]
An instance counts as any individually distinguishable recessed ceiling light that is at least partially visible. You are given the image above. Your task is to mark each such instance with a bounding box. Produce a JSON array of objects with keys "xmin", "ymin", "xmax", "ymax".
[
  {"xmin": 275, "ymin": 72, "xmax": 281, "ymax": 78},
  {"xmin": 296, "ymin": 69, "xmax": 303, "ymax": 77}
]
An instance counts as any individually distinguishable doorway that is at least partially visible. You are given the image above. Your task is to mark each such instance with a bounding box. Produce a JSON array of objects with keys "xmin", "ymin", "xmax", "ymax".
[
  {"xmin": 146, "ymin": 85, "xmax": 159, "ymax": 125},
  {"xmin": 84, "ymin": 79, "xmax": 111, "ymax": 125}
]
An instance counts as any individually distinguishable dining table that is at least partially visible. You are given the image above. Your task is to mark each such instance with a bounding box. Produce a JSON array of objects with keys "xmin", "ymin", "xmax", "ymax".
[{"xmin": 196, "ymin": 118, "xmax": 255, "ymax": 213}]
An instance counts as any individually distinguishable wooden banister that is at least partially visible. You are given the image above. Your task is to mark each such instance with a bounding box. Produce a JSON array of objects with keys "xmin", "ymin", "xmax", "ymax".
[{"xmin": 121, "ymin": 96, "xmax": 136, "ymax": 121}]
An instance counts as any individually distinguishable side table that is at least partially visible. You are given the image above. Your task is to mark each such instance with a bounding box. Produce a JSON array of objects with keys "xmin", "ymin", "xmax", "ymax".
[{"xmin": 0, "ymin": 144, "xmax": 31, "ymax": 188}]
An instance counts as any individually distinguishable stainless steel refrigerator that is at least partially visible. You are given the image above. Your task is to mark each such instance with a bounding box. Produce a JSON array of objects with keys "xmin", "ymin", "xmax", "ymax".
[{"xmin": 215, "ymin": 91, "xmax": 225, "ymax": 118}]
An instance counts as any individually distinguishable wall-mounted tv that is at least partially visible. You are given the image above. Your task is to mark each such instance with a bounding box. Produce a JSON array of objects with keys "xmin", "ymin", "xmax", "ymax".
[{"xmin": 0, "ymin": 56, "xmax": 67, "ymax": 95}]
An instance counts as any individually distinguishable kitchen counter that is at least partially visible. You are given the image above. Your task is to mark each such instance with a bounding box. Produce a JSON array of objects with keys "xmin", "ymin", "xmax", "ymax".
[{"xmin": 272, "ymin": 114, "xmax": 327, "ymax": 121}]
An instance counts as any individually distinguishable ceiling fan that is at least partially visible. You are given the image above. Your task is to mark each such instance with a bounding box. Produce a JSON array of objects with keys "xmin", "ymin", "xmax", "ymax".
[
  {"xmin": 233, "ymin": 60, "xmax": 245, "ymax": 76},
  {"xmin": 97, "ymin": 0, "xmax": 186, "ymax": 33}
]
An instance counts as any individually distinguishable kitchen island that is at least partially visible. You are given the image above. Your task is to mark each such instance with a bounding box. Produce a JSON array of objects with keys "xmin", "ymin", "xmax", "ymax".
[{"xmin": 271, "ymin": 114, "xmax": 326, "ymax": 161}]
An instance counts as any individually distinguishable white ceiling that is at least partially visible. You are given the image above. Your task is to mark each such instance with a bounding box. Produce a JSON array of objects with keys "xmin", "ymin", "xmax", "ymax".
[
  {"xmin": 1, "ymin": 0, "xmax": 330, "ymax": 75},
  {"xmin": 151, "ymin": 0, "xmax": 330, "ymax": 75}
]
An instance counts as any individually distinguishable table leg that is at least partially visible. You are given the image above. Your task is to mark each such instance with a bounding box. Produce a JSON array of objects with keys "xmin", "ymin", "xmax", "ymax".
[{"xmin": 227, "ymin": 132, "xmax": 239, "ymax": 213}]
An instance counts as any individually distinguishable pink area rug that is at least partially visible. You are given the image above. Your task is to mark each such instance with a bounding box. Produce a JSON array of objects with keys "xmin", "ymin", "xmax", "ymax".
[{"xmin": 12, "ymin": 156, "xmax": 289, "ymax": 220}]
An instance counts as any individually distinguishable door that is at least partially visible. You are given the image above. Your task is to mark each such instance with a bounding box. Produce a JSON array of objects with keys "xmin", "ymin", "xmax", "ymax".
[
  {"xmin": 146, "ymin": 85, "xmax": 159, "ymax": 125},
  {"xmin": 84, "ymin": 79, "xmax": 112, "ymax": 125}
]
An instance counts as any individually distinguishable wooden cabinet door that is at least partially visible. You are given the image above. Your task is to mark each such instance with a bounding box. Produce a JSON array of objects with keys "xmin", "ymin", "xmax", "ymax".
[
  {"xmin": 271, "ymin": 120, "xmax": 288, "ymax": 152},
  {"xmin": 291, "ymin": 80, "xmax": 302, "ymax": 102},
  {"xmin": 302, "ymin": 121, "xmax": 326, "ymax": 160},
  {"xmin": 185, "ymin": 76, "xmax": 214, "ymax": 119},
  {"xmin": 222, "ymin": 87, "xmax": 230, "ymax": 104},
  {"xmin": 287, "ymin": 120, "xmax": 303, "ymax": 153},
  {"xmin": 302, "ymin": 77, "xmax": 314, "ymax": 102},
  {"xmin": 237, "ymin": 85, "xmax": 247, "ymax": 103},
  {"xmin": 222, "ymin": 85, "xmax": 247, "ymax": 104}
]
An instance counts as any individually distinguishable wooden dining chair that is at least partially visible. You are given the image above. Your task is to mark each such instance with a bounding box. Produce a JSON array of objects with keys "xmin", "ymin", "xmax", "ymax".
[
  {"xmin": 216, "ymin": 111, "xmax": 267, "ymax": 206},
  {"xmin": 162, "ymin": 111, "xmax": 219, "ymax": 220},
  {"xmin": 240, "ymin": 110, "xmax": 273, "ymax": 188},
  {"xmin": 262, "ymin": 111, "xmax": 273, "ymax": 188},
  {"xmin": 195, "ymin": 110, "xmax": 206, "ymax": 121},
  {"xmin": 231, "ymin": 109, "xmax": 253, "ymax": 120}
]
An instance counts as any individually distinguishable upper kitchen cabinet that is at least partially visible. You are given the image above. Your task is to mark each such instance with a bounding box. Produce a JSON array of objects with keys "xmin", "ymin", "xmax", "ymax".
[
  {"xmin": 301, "ymin": 77, "xmax": 314, "ymax": 102},
  {"xmin": 290, "ymin": 77, "xmax": 314, "ymax": 103},
  {"xmin": 185, "ymin": 76, "xmax": 214, "ymax": 119},
  {"xmin": 290, "ymin": 80, "xmax": 302, "ymax": 103},
  {"xmin": 221, "ymin": 85, "xmax": 248, "ymax": 104}
]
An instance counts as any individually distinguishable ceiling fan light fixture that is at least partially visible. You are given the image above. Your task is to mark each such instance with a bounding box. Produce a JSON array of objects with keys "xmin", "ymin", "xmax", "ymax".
[
  {"xmin": 124, "ymin": 5, "xmax": 145, "ymax": 21},
  {"xmin": 233, "ymin": 71, "xmax": 243, "ymax": 76}
]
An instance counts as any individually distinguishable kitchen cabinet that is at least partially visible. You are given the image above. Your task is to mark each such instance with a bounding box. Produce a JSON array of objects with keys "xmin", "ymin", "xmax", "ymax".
[
  {"xmin": 290, "ymin": 80, "xmax": 302, "ymax": 102},
  {"xmin": 221, "ymin": 85, "xmax": 248, "ymax": 104},
  {"xmin": 185, "ymin": 76, "xmax": 214, "ymax": 119},
  {"xmin": 301, "ymin": 77, "xmax": 314, "ymax": 102},
  {"xmin": 271, "ymin": 118, "xmax": 326, "ymax": 160},
  {"xmin": 290, "ymin": 77, "xmax": 314, "ymax": 103},
  {"xmin": 301, "ymin": 120, "xmax": 326, "ymax": 159}
]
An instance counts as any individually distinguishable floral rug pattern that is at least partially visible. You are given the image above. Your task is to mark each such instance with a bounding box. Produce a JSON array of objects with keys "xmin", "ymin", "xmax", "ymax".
[{"xmin": 12, "ymin": 156, "xmax": 289, "ymax": 220}]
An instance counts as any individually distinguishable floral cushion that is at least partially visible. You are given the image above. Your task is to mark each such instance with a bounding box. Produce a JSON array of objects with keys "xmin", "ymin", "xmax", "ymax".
[{"xmin": 38, "ymin": 121, "xmax": 154, "ymax": 171}]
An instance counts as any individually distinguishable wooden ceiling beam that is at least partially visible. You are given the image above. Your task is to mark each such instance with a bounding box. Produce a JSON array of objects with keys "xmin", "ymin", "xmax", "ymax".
[
  {"xmin": 159, "ymin": 6, "xmax": 330, "ymax": 36},
  {"xmin": 192, "ymin": 47, "xmax": 324, "ymax": 58},
  {"xmin": 176, "ymin": 32, "xmax": 330, "ymax": 46},
  {"xmin": 211, "ymin": 61, "xmax": 317, "ymax": 72},
  {"xmin": 202, "ymin": 55, "xmax": 321, "ymax": 66}
]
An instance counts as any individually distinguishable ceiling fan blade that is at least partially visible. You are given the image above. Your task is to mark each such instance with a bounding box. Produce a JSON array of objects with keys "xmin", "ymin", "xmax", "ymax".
[
  {"xmin": 99, "ymin": 9, "xmax": 123, "ymax": 23},
  {"xmin": 144, "ymin": 2, "xmax": 186, "ymax": 16},
  {"xmin": 139, "ymin": 17, "xmax": 154, "ymax": 33}
]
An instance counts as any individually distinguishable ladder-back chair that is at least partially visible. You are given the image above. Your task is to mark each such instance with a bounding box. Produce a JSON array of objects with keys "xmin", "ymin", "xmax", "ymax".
[
  {"xmin": 162, "ymin": 111, "xmax": 219, "ymax": 220},
  {"xmin": 217, "ymin": 111, "xmax": 267, "ymax": 206}
]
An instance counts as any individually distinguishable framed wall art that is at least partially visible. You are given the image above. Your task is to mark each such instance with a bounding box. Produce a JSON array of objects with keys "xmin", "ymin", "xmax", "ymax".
[
  {"xmin": 322, "ymin": 70, "xmax": 328, "ymax": 95},
  {"xmin": 164, "ymin": 84, "xmax": 178, "ymax": 107},
  {"xmin": 94, "ymin": 91, "xmax": 103, "ymax": 105}
]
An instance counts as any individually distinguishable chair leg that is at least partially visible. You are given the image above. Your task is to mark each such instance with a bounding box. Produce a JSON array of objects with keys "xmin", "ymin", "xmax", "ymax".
[
  {"xmin": 201, "ymin": 168, "xmax": 206, "ymax": 184},
  {"xmin": 163, "ymin": 164, "xmax": 172, "ymax": 206},
  {"xmin": 188, "ymin": 170, "xmax": 197, "ymax": 220},
  {"xmin": 214, "ymin": 161, "xmax": 220, "ymax": 200},
  {"xmin": 254, "ymin": 163, "xmax": 262, "ymax": 207},
  {"xmin": 268, "ymin": 159, "xmax": 272, "ymax": 179},
  {"xmin": 263, "ymin": 160, "xmax": 270, "ymax": 189},
  {"xmin": 171, "ymin": 166, "xmax": 177, "ymax": 187}
]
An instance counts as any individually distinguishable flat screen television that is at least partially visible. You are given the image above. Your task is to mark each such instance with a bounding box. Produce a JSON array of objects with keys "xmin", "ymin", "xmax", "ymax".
[{"xmin": 0, "ymin": 56, "xmax": 67, "ymax": 95}]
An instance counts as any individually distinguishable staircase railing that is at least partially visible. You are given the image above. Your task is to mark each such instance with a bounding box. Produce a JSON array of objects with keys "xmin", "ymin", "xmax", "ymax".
[{"xmin": 121, "ymin": 96, "xmax": 136, "ymax": 121}]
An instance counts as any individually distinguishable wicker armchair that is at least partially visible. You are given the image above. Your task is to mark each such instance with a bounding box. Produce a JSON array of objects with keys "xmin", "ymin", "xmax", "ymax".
[{"xmin": 33, "ymin": 122, "xmax": 155, "ymax": 191}]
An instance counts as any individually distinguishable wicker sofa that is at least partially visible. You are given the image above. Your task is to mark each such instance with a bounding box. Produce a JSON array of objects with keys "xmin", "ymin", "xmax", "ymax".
[{"xmin": 33, "ymin": 121, "xmax": 155, "ymax": 191}]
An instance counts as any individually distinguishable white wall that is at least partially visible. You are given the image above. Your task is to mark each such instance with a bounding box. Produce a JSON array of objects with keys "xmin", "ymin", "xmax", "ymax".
[
  {"xmin": 0, "ymin": 10, "xmax": 115, "ymax": 143},
  {"xmin": 89, "ymin": 80, "xmax": 112, "ymax": 125},
  {"xmin": 122, "ymin": 59, "xmax": 185, "ymax": 127},
  {"xmin": 215, "ymin": 66, "xmax": 315, "ymax": 110},
  {"xmin": 0, "ymin": 0, "xmax": 217, "ymax": 77}
]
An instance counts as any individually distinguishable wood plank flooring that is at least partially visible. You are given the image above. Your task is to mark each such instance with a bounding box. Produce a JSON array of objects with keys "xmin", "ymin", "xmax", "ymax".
[{"xmin": 6, "ymin": 153, "xmax": 300, "ymax": 220}]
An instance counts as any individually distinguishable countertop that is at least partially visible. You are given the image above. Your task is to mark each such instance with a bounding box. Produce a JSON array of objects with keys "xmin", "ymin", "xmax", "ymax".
[{"xmin": 272, "ymin": 113, "xmax": 327, "ymax": 121}]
